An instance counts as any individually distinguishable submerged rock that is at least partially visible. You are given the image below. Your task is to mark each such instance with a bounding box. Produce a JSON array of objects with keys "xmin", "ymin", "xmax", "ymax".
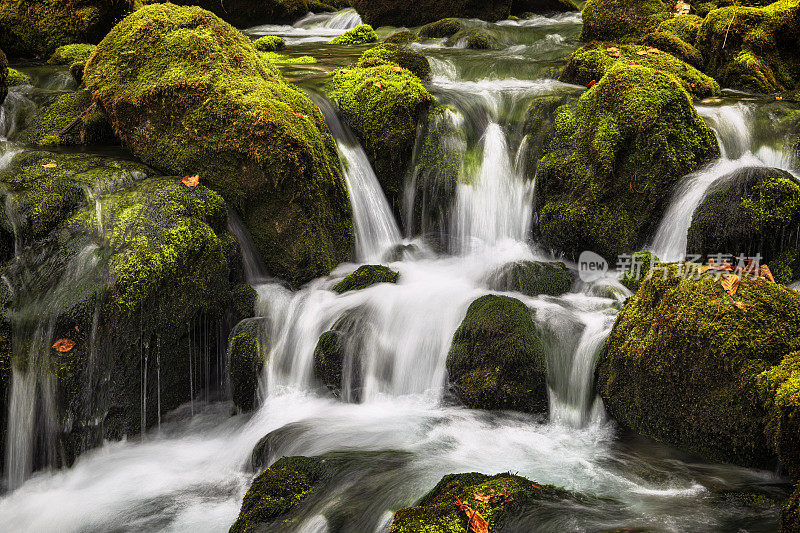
[
  {"xmin": 446, "ymin": 28, "xmax": 503, "ymax": 50},
  {"xmin": 535, "ymin": 63, "xmax": 719, "ymax": 261},
  {"xmin": 15, "ymin": 89, "xmax": 115, "ymax": 147},
  {"xmin": 581, "ymin": 0, "xmax": 672, "ymax": 43},
  {"xmin": 419, "ymin": 18, "xmax": 463, "ymax": 38},
  {"xmin": 486, "ymin": 260, "xmax": 574, "ymax": 297},
  {"xmin": 312, "ymin": 309, "xmax": 368, "ymax": 399},
  {"xmin": 597, "ymin": 266, "xmax": 800, "ymax": 472},
  {"xmin": 0, "ymin": 0, "xmax": 131, "ymax": 58},
  {"xmin": 333, "ymin": 264, "xmax": 399, "ymax": 293},
  {"xmin": 329, "ymin": 24, "xmax": 377, "ymax": 45},
  {"xmin": 358, "ymin": 43, "xmax": 430, "ymax": 80},
  {"xmin": 229, "ymin": 317, "xmax": 267, "ymax": 413},
  {"xmin": 84, "ymin": 4, "xmax": 353, "ymax": 286},
  {"xmin": 447, "ymin": 295, "xmax": 547, "ymax": 413},
  {"xmin": 687, "ymin": 166, "xmax": 800, "ymax": 283},
  {"xmin": 384, "ymin": 31, "xmax": 420, "ymax": 45}
]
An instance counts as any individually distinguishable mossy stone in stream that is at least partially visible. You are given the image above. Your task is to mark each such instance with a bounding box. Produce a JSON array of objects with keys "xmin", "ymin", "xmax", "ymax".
[
  {"xmin": 359, "ymin": 43, "xmax": 430, "ymax": 79},
  {"xmin": 641, "ymin": 31, "xmax": 704, "ymax": 68},
  {"xmin": 419, "ymin": 18, "xmax": 463, "ymax": 39},
  {"xmin": 446, "ymin": 28, "xmax": 503, "ymax": 50},
  {"xmin": 559, "ymin": 42, "xmax": 720, "ymax": 98},
  {"xmin": 328, "ymin": 49, "xmax": 432, "ymax": 213},
  {"xmin": 696, "ymin": 0, "xmax": 800, "ymax": 93},
  {"xmin": 312, "ymin": 310, "xmax": 368, "ymax": 399},
  {"xmin": 141, "ymin": 0, "xmax": 309, "ymax": 27},
  {"xmin": 447, "ymin": 295, "xmax": 547, "ymax": 413},
  {"xmin": 486, "ymin": 260, "xmax": 574, "ymax": 296},
  {"xmin": 15, "ymin": 89, "xmax": 115, "ymax": 147},
  {"xmin": 535, "ymin": 63, "xmax": 719, "ymax": 261},
  {"xmin": 6, "ymin": 67, "xmax": 30, "ymax": 87},
  {"xmin": 618, "ymin": 250, "xmax": 659, "ymax": 292},
  {"xmin": 84, "ymin": 4, "xmax": 353, "ymax": 286},
  {"xmin": 384, "ymin": 31, "xmax": 419, "ymax": 45},
  {"xmin": 596, "ymin": 265, "xmax": 800, "ymax": 470},
  {"xmin": 0, "ymin": 0, "xmax": 132, "ymax": 58},
  {"xmin": 329, "ymin": 24, "xmax": 377, "ymax": 45},
  {"xmin": 333, "ymin": 264, "xmax": 399, "ymax": 293},
  {"xmin": 47, "ymin": 43, "xmax": 96, "ymax": 65},
  {"xmin": 229, "ymin": 317, "xmax": 268, "ymax": 413},
  {"xmin": 253, "ymin": 36, "xmax": 285, "ymax": 52},
  {"xmin": 657, "ymin": 14, "xmax": 704, "ymax": 44},
  {"xmin": 0, "ymin": 47, "xmax": 6, "ymax": 105},
  {"xmin": 521, "ymin": 94, "xmax": 576, "ymax": 177},
  {"xmin": 581, "ymin": 0, "xmax": 671, "ymax": 43}
]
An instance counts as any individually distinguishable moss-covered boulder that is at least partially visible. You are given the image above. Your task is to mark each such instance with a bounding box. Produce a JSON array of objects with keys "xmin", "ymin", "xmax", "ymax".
[
  {"xmin": 0, "ymin": 0, "xmax": 131, "ymax": 58},
  {"xmin": 559, "ymin": 42, "xmax": 720, "ymax": 98},
  {"xmin": 447, "ymin": 295, "xmax": 547, "ymax": 413},
  {"xmin": 687, "ymin": 167, "xmax": 800, "ymax": 283},
  {"xmin": 328, "ymin": 49, "xmax": 432, "ymax": 213},
  {"xmin": 0, "ymin": 150, "xmax": 252, "ymax": 466},
  {"xmin": 697, "ymin": 0, "xmax": 800, "ymax": 93},
  {"xmin": 15, "ymin": 89, "xmax": 115, "ymax": 146},
  {"xmin": 312, "ymin": 309, "xmax": 367, "ymax": 399},
  {"xmin": 521, "ymin": 94, "xmax": 576, "ymax": 177},
  {"xmin": 784, "ymin": 485, "xmax": 800, "ymax": 532},
  {"xmin": 253, "ymin": 35, "xmax": 285, "ymax": 52},
  {"xmin": 84, "ymin": 4, "xmax": 353, "ymax": 286},
  {"xmin": 229, "ymin": 317, "xmax": 267, "ymax": 413},
  {"xmin": 657, "ymin": 14, "xmax": 704, "ymax": 44},
  {"xmin": 618, "ymin": 250, "xmax": 659, "ymax": 292},
  {"xmin": 581, "ymin": 0, "xmax": 672, "ymax": 43},
  {"xmin": 352, "ymin": 1, "xmax": 509, "ymax": 28},
  {"xmin": 333, "ymin": 264, "xmax": 399, "ymax": 293},
  {"xmin": 419, "ymin": 18, "xmax": 463, "ymax": 38},
  {"xmin": 446, "ymin": 28, "xmax": 503, "ymax": 50},
  {"xmin": 5, "ymin": 67, "xmax": 29, "ymax": 87},
  {"xmin": 597, "ymin": 266, "xmax": 800, "ymax": 470},
  {"xmin": 358, "ymin": 43, "xmax": 430, "ymax": 80},
  {"xmin": 535, "ymin": 63, "xmax": 719, "ymax": 261},
  {"xmin": 384, "ymin": 30, "xmax": 419, "ymax": 45},
  {"xmin": 0, "ymin": 47, "xmax": 6, "ymax": 105},
  {"xmin": 329, "ymin": 23, "xmax": 377, "ymax": 45},
  {"xmin": 641, "ymin": 31, "xmax": 704, "ymax": 68},
  {"xmin": 47, "ymin": 43, "xmax": 96, "ymax": 65},
  {"xmin": 143, "ymin": 0, "xmax": 309, "ymax": 27},
  {"xmin": 486, "ymin": 260, "xmax": 573, "ymax": 296},
  {"xmin": 390, "ymin": 472, "xmax": 586, "ymax": 533}
]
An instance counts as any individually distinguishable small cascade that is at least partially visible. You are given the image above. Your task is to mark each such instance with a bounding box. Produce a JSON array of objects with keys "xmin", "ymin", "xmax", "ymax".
[
  {"xmin": 245, "ymin": 8, "xmax": 362, "ymax": 43},
  {"xmin": 227, "ymin": 211, "xmax": 268, "ymax": 284}
]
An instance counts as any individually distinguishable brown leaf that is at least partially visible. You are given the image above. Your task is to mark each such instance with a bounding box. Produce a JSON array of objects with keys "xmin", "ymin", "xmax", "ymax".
[
  {"xmin": 606, "ymin": 46, "xmax": 621, "ymax": 58},
  {"xmin": 473, "ymin": 492, "xmax": 491, "ymax": 503},
  {"xmin": 646, "ymin": 47, "xmax": 660, "ymax": 54},
  {"xmin": 42, "ymin": 163, "xmax": 57, "ymax": 168},
  {"xmin": 391, "ymin": 65, "xmax": 402, "ymax": 72},
  {"xmin": 721, "ymin": 273, "xmax": 740, "ymax": 297},
  {"xmin": 455, "ymin": 498, "xmax": 489, "ymax": 533},
  {"xmin": 636, "ymin": 50, "xmax": 648, "ymax": 56},
  {"xmin": 760, "ymin": 265, "xmax": 775, "ymax": 283},
  {"xmin": 373, "ymin": 81, "xmax": 383, "ymax": 88},
  {"xmin": 587, "ymin": 79, "xmax": 597, "ymax": 88},
  {"xmin": 52, "ymin": 338, "xmax": 76, "ymax": 352},
  {"xmin": 182, "ymin": 174, "xmax": 199, "ymax": 187},
  {"xmin": 726, "ymin": 294, "xmax": 747, "ymax": 311}
]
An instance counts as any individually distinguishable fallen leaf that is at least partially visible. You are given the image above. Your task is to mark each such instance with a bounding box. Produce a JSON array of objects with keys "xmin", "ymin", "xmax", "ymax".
[
  {"xmin": 636, "ymin": 50, "xmax": 648, "ymax": 56},
  {"xmin": 587, "ymin": 79, "xmax": 597, "ymax": 88},
  {"xmin": 776, "ymin": 96, "xmax": 783, "ymax": 101},
  {"xmin": 455, "ymin": 498, "xmax": 489, "ymax": 533},
  {"xmin": 341, "ymin": 68, "xmax": 351, "ymax": 73},
  {"xmin": 42, "ymin": 163, "xmax": 57, "ymax": 168},
  {"xmin": 473, "ymin": 492, "xmax": 490, "ymax": 503},
  {"xmin": 647, "ymin": 47, "xmax": 660, "ymax": 54},
  {"xmin": 721, "ymin": 273, "xmax": 740, "ymax": 297},
  {"xmin": 373, "ymin": 81, "xmax": 383, "ymax": 88},
  {"xmin": 182, "ymin": 174, "xmax": 199, "ymax": 187},
  {"xmin": 488, "ymin": 492, "xmax": 515, "ymax": 505},
  {"xmin": 531, "ymin": 483, "xmax": 542, "ymax": 489},
  {"xmin": 606, "ymin": 46, "xmax": 621, "ymax": 58},
  {"xmin": 52, "ymin": 338, "xmax": 76, "ymax": 352},
  {"xmin": 391, "ymin": 65, "xmax": 402, "ymax": 72},
  {"xmin": 760, "ymin": 265, "xmax": 775, "ymax": 282},
  {"xmin": 727, "ymin": 294, "xmax": 747, "ymax": 311}
]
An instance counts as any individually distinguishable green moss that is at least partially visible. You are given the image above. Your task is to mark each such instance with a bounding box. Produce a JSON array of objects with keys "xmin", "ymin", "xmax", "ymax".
[
  {"xmin": 259, "ymin": 51, "xmax": 317, "ymax": 64},
  {"xmin": 447, "ymin": 295, "xmax": 547, "ymax": 413},
  {"xmin": 84, "ymin": 4, "xmax": 353, "ymax": 286},
  {"xmin": 641, "ymin": 31, "xmax": 704, "ymax": 68},
  {"xmin": 486, "ymin": 261, "xmax": 574, "ymax": 296},
  {"xmin": 15, "ymin": 89, "xmax": 115, "ymax": 146},
  {"xmin": 758, "ymin": 352, "xmax": 800, "ymax": 478},
  {"xmin": 0, "ymin": 0, "xmax": 131, "ymax": 58},
  {"xmin": 511, "ymin": 0, "xmax": 579, "ymax": 14},
  {"xmin": 537, "ymin": 63, "xmax": 719, "ymax": 260},
  {"xmin": 253, "ymin": 35, "xmax": 285, "ymax": 52},
  {"xmin": 446, "ymin": 28, "xmax": 502, "ymax": 50},
  {"xmin": 581, "ymin": 0, "xmax": 671, "ymax": 42},
  {"xmin": 697, "ymin": 0, "xmax": 800, "ymax": 93},
  {"xmin": 783, "ymin": 485, "xmax": 800, "ymax": 533},
  {"xmin": 142, "ymin": 0, "xmax": 309, "ymax": 27},
  {"xmin": 521, "ymin": 95, "xmax": 576, "ymax": 177},
  {"xmin": 329, "ymin": 24, "xmax": 377, "ymax": 45},
  {"xmin": 359, "ymin": 43, "xmax": 430, "ymax": 79},
  {"xmin": 384, "ymin": 30, "xmax": 419, "ymax": 45},
  {"xmin": 619, "ymin": 251, "xmax": 660, "ymax": 292},
  {"xmin": 333, "ymin": 264, "xmax": 399, "ymax": 293},
  {"xmin": 6, "ymin": 67, "xmax": 29, "ymax": 86},
  {"xmin": 47, "ymin": 43, "xmax": 96, "ymax": 64},
  {"xmin": 656, "ymin": 14, "xmax": 703, "ymax": 44},
  {"xmin": 229, "ymin": 317, "xmax": 267, "ymax": 412},
  {"xmin": 419, "ymin": 18, "xmax": 463, "ymax": 38},
  {"xmin": 597, "ymin": 266, "xmax": 800, "ymax": 468},
  {"xmin": 559, "ymin": 42, "xmax": 720, "ymax": 98}
]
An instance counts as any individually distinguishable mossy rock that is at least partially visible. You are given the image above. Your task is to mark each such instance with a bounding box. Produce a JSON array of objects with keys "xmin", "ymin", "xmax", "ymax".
[
  {"xmin": 332, "ymin": 264, "xmax": 399, "ymax": 293},
  {"xmin": 559, "ymin": 42, "xmax": 720, "ymax": 98},
  {"xmin": 641, "ymin": 31, "xmax": 704, "ymax": 68},
  {"xmin": 687, "ymin": 166, "xmax": 800, "ymax": 283},
  {"xmin": 312, "ymin": 309, "xmax": 367, "ymax": 399},
  {"xmin": 597, "ymin": 265, "xmax": 800, "ymax": 470},
  {"xmin": 359, "ymin": 43, "xmax": 430, "ymax": 79},
  {"xmin": 510, "ymin": 0, "xmax": 579, "ymax": 14},
  {"xmin": 47, "ymin": 43, "xmax": 96, "ymax": 65},
  {"xmin": 142, "ymin": 0, "xmax": 309, "ymax": 27},
  {"xmin": 0, "ymin": 0, "xmax": 131, "ymax": 58},
  {"xmin": 783, "ymin": 485, "xmax": 800, "ymax": 532},
  {"xmin": 84, "ymin": 4, "xmax": 353, "ymax": 286},
  {"xmin": 696, "ymin": 0, "xmax": 800, "ymax": 93},
  {"xmin": 486, "ymin": 260, "xmax": 574, "ymax": 296},
  {"xmin": 447, "ymin": 295, "xmax": 547, "ymax": 413},
  {"xmin": 6, "ymin": 67, "xmax": 29, "ymax": 87},
  {"xmin": 758, "ymin": 352, "xmax": 800, "ymax": 478},
  {"xmin": 253, "ymin": 35, "xmax": 286, "ymax": 52},
  {"xmin": 384, "ymin": 30, "xmax": 419, "ymax": 45},
  {"xmin": 15, "ymin": 89, "xmax": 115, "ymax": 147},
  {"xmin": 0, "ymin": 47, "xmax": 6, "ymax": 105},
  {"xmin": 229, "ymin": 317, "xmax": 267, "ymax": 413},
  {"xmin": 535, "ymin": 63, "xmax": 719, "ymax": 261},
  {"xmin": 656, "ymin": 14, "xmax": 703, "ymax": 44},
  {"xmin": 446, "ymin": 28, "xmax": 503, "ymax": 50},
  {"xmin": 521, "ymin": 94, "xmax": 576, "ymax": 177},
  {"xmin": 419, "ymin": 18, "xmax": 463, "ymax": 38},
  {"xmin": 328, "ymin": 49, "xmax": 432, "ymax": 213},
  {"xmin": 390, "ymin": 472, "xmax": 587, "ymax": 533},
  {"xmin": 258, "ymin": 51, "xmax": 317, "ymax": 65},
  {"xmin": 352, "ymin": 2, "xmax": 510, "ymax": 28},
  {"xmin": 329, "ymin": 23, "xmax": 377, "ymax": 45},
  {"xmin": 618, "ymin": 250, "xmax": 659, "ymax": 292},
  {"xmin": 581, "ymin": 0, "xmax": 672, "ymax": 43}
]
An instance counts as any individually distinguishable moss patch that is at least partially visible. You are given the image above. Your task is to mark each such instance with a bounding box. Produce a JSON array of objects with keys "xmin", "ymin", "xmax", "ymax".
[
  {"xmin": 581, "ymin": 0, "xmax": 671, "ymax": 43},
  {"xmin": 47, "ymin": 43, "xmax": 96, "ymax": 65},
  {"xmin": 333, "ymin": 264, "xmax": 399, "ymax": 293},
  {"xmin": 420, "ymin": 18, "xmax": 463, "ymax": 38},
  {"xmin": 329, "ymin": 24, "xmax": 377, "ymax": 45},
  {"xmin": 142, "ymin": 0, "xmax": 309, "ymax": 27},
  {"xmin": 486, "ymin": 260, "xmax": 574, "ymax": 296},
  {"xmin": 641, "ymin": 31, "xmax": 704, "ymax": 68},
  {"xmin": 253, "ymin": 35, "xmax": 285, "ymax": 52},
  {"xmin": 15, "ymin": 89, "xmax": 115, "ymax": 146}
]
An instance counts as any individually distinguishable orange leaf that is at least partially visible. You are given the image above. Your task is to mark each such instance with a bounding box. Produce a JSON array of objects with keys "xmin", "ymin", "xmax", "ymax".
[
  {"xmin": 776, "ymin": 96, "xmax": 783, "ymax": 101},
  {"xmin": 52, "ymin": 338, "xmax": 75, "ymax": 352},
  {"xmin": 587, "ymin": 79, "xmax": 597, "ymax": 88},
  {"xmin": 721, "ymin": 273, "xmax": 740, "ymax": 297},
  {"xmin": 42, "ymin": 163, "xmax": 57, "ymax": 168},
  {"xmin": 391, "ymin": 65, "xmax": 402, "ymax": 72},
  {"xmin": 373, "ymin": 81, "xmax": 383, "ymax": 88},
  {"xmin": 473, "ymin": 492, "xmax": 491, "ymax": 503},
  {"xmin": 636, "ymin": 50, "xmax": 647, "ymax": 56},
  {"xmin": 531, "ymin": 483, "xmax": 542, "ymax": 489},
  {"xmin": 760, "ymin": 265, "xmax": 775, "ymax": 283},
  {"xmin": 647, "ymin": 47, "xmax": 660, "ymax": 54},
  {"xmin": 182, "ymin": 174, "xmax": 199, "ymax": 187},
  {"xmin": 455, "ymin": 498, "xmax": 489, "ymax": 533}
]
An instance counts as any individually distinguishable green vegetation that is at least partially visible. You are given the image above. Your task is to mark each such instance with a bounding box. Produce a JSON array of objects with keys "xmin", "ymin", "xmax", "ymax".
[
  {"xmin": 447, "ymin": 295, "xmax": 547, "ymax": 413},
  {"xmin": 229, "ymin": 317, "xmax": 266, "ymax": 412},
  {"xmin": 329, "ymin": 24, "xmax": 377, "ymax": 45},
  {"xmin": 384, "ymin": 31, "xmax": 419, "ymax": 45},
  {"xmin": 15, "ymin": 89, "xmax": 115, "ymax": 147},
  {"xmin": 47, "ymin": 43, "xmax": 96, "ymax": 64},
  {"xmin": 581, "ymin": 0, "xmax": 671, "ymax": 42},
  {"xmin": 6, "ymin": 67, "xmax": 30, "ymax": 86},
  {"xmin": 419, "ymin": 18, "xmax": 463, "ymax": 39},
  {"xmin": 333, "ymin": 265, "xmax": 399, "ymax": 293},
  {"xmin": 784, "ymin": 485, "xmax": 800, "ymax": 532},
  {"xmin": 142, "ymin": 0, "xmax": 309, "ymax": 27},
  {"xmin": 656, "ymin": 14, "xmax": 703, "ymax": 44},
  {"xmin": 641, "ymin": 31, "xmax": 704, "ymax": 68},
  {"xmin": 359, "ymin": 43, "xmax": 430, "ymax": 79},
  {"xmin": 486, "ymin": 261, "xmax": 574, "ymax": 296},
  {"xmin": 619, "ymin": 251, "xmax": 659, "ymax": 292},
  {"xmin": 253, "ymin": 35, "xmax": 285, "ymax": 52}
]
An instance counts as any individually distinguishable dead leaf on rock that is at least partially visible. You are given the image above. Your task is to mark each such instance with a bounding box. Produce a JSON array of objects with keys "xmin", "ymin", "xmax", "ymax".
[
  {"xmin": 42, "ymin": 163, "xmax": 57, "ymax": 168},
  {"xmin": 636, "ymin": 50, "xmax": 648, "ymax": 56},
  {"xmin": 721, "ymin": 273, "xmax": 740, "ymax": 296},
  {"xmin": 52, "ymin": 338, "xmax": 75, "ymax": 352},
  {"xmin": 606, "ymin": 46, "xmax": 621, "ymax": 58},
  {"xmin": 373, "ymin": 81, "xmax": 383, "ymax": 88},
  {"xmin": 182, "ymin": 174, "xmax": 199, "ymax": 187},
  {"xmin": 760, "ymin": 265, "xmax": 775, "ymax": 282},
  {"xmin": 647, "ymin": 47, "xmax": 660, "ymax": 54},
  {"xmin": 455, "ymin": 498, "xmax": 489, "ymax": 533},
  {"xmin": 391, "ymin": 65, "xmax": 402, "ymax": 72}
]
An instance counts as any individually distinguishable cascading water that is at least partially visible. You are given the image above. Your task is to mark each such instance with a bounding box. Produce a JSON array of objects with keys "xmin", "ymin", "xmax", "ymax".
[{"xmin": 245, "ymin": 8, "xmax": 362, "ymax": 43}]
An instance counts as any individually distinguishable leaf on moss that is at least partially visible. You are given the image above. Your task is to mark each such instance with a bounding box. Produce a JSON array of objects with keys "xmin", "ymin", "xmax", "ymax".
[
  {"xmin": 606, "ymin": 47, "xmax": 621, "ymax": 58},
  {"xmin": 646, "ymin": 47, "xmax": 660, "ymax": 54},
  {"xmin": 721, "ymin": 273, "xmax": 740, "ymax": 296},
  {"xmin": 760, "ymin": 265, "xmax": 775, "ymax": 282},
  {"xmin": 391, "ymin": 65, "xmax": 402, "ymax": 72},
  {"xmin": 636, "ymin": 50, "xmax": 648, "ymax": 56},
  {"xmin": 373, "ymin": 81, "xmax": 383, "ymax": 88},
  {"xmin": 42, "ymin": 163, "xmax": 57, "ymax": 168},
  {"xmin": 52, "ymin": 338, "xmax": 76, "ymax": 352},
  {"xmin": 455, "ymin": 498, "xmax": 489, "ymax": 533},
  {"xmin": 182, "ymin": 174, "xmax": 199, "ymax": 187},
  {"xmin": 726, "ymin": 294, "xmax": 747, "ymax": 311}
]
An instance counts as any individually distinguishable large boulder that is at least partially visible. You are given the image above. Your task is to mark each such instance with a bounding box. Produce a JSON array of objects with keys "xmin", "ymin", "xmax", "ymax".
[
  {"xmin": 581, "ymin": 0, "xmax": 672, "ymax": 43},
  {"xmin": 486, "ymin": 260, "xmax": 573, "ymax": 297},
  {"xmin": 0, "ymin": 0, "xmax": 131, "ymax": 58},
  {"xmin": 142, "ymin": 0, "xmax": 311, "ymax": 27},
  {"xmin": 446, "ymin": 295, "xmax": 547, "ymax": 413},
  {"xmin": 534, "ymin": 63, "xmax": 719, "ymax": 261},
  {"xmin": 312, "ymin": 309, "xmax": 369, "ymax": 399},
  {"xmin": 328, "ymin": 47, "xmax": 432, "ymax": 215},
  {"xmin": 597, "ymin": 265, "xmax": 800, "ymax": 472},
  {"xmin": 84, "ymin": 4, "xmax": 353, "ymax": 286},
  {"xmin": 687, "ymin": 166, "xmax": 800, "ymax": 283},
  {"xmin": 15, "ymin": 89, "xmax": 115, "ymax": 147},
  {"xmin": 697, "ymin": 0, "xmax": 800, "ymax": 93},
  {"xmin": 332, "ymin": 264, "xmax": 399, "ymax": 293},
  {"xmin": 0, "ymin": 151, "xmax": 254, "ymax": 469}
]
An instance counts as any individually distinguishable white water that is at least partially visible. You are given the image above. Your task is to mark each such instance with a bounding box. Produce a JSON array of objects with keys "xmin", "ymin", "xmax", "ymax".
[{"xmin": 245, "ymin": 8, "xmax": 362, "ymax": 44}]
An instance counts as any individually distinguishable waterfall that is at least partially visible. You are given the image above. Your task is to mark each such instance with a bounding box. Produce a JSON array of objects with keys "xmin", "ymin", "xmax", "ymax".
[{"xmin": 245, "ymin": 8, "xmax": 362, "ymax": 43}]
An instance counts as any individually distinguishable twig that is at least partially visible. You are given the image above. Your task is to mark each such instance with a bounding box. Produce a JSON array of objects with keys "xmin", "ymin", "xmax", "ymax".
[{"xmin": 58, "ymin": 102, "xmax": 97, "ymax": 137}]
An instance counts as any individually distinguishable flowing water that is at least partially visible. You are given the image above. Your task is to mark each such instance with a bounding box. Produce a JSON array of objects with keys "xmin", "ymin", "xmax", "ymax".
[{"xmin": 0, "ymin": 9, "xmax": 795, "ymax": 533}]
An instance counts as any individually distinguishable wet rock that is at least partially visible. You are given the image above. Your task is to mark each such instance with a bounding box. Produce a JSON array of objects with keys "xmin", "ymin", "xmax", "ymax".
[
  {"xmin": 15, "ymin": 89, "xmax": 116, "ymax": 146},
  {"xmin": 641, "ymin": 31, "xmax": 704, "ymax": 68},
  {"xmin": 486, "ymin": 260, "xmax": 574, "ymax": 296},
  {"xmin": 384, "ymin": 30, "xmax": 420, "ymax": 45},
  {"xmin": 446, "ymin": 28, "xmax": 503, "ymax": 50},
  {"xmin": 783, "ymin": 485, "xmax": 800, "ymax": 532},
  {"xmin": 581, "ymin": 0, "xmax": 672, "ymax": 43},
  {"xmin": 447, "ymin": 295, "xmax": 548, "ymax": 413},
  {"xmin": 329, "ymin": 23, "xmax": 377, "ymax": 45},
  {"xmin": 333, "ymin": 264, "xmax": 399, "ymax": 293},
  {"xmin": 420, "ymin": 18, "xmax": 463, "ymax": 39},
  {"xmin": 229, "ymin": 317, "xmax": 268, "ymax": 413},
  {"xmin": 143, "ymin": 0, "xmax": 310, "ymax": 27},
  {"xmin": 47, "ymin": 43, "xmax": 96, "ymax": 65},
  {"xmin": 312, "ymin": 309, "xmax": 367, "ymax": 399}
]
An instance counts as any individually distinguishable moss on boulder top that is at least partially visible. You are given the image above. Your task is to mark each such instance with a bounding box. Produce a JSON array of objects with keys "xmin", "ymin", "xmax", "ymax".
[
  {"xmin": 697, "ymin": 0, "xmax": 800, "ymax": 93},
  {"xmin": 329, "ymin": 24, "xmax": 377, "ymax": 45},
  {"xmin": 0, "ymin": 0, "xmax": 131, "ymax": 58},
  {"xmin": 657, "ymin": 14, "xmax": 704, "ymax": 44},
  {"xmin": 84, "ymin": 4, "xmax": 353, "ymax": 286},
  {"xmin": 447, "ymin": 295, "xmax": 548, "ymax": 413},
  {"xmin": 420, "ymin": 18, "xmax": 463, "ymax": 38},
  {"xmin": 641, "ymin": 31, "xmax": 704, "ymax": 68},
  {"xmin": 333, "ymin": 264, "xmax": 399, "ymax": 293},
  {"xmin": 253, "ymin": 35, "xmax": 285, "ymax": 52},
  {"xmin": 47, "ymin": 43, "xmax": 96, "ymax": 65},
  {"xmin": 535, "ymin": 63, "xmax": 719, "ymax": 261},
  {"xmin": 486, "ymin": 260, "xmax": 574, "ymax": 296},
  {"xmin": 142, "ymin": 0, "xmax": 309, "ymax": 27},
  {"xmin": 581, "ymin": 0, "xmax": 672, "ymax": 42},
  {"xmin": 358, "ymin": 43, "xmax": 430, "ymax": 79},
  {"xmin": 559, "ymin": 42, "xmax": 720, "ymax": 98},
  {"xmin": 328, "ymin": 47, "xmax": 432, "ymax": 213},
  {"xmin": 385, "ymin": 30, "xmax": 420, "ymax": 45},
  {"xmin": 597, "ymin": 265, "xmax": 800, "ymax": 471},
  {"xmin": 687, "ymin": 166, "xmax": 800, "ymax": 283},
  {"xmin": 15, "ymin": 89, "xmax": 115, "ymax": 147}
]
